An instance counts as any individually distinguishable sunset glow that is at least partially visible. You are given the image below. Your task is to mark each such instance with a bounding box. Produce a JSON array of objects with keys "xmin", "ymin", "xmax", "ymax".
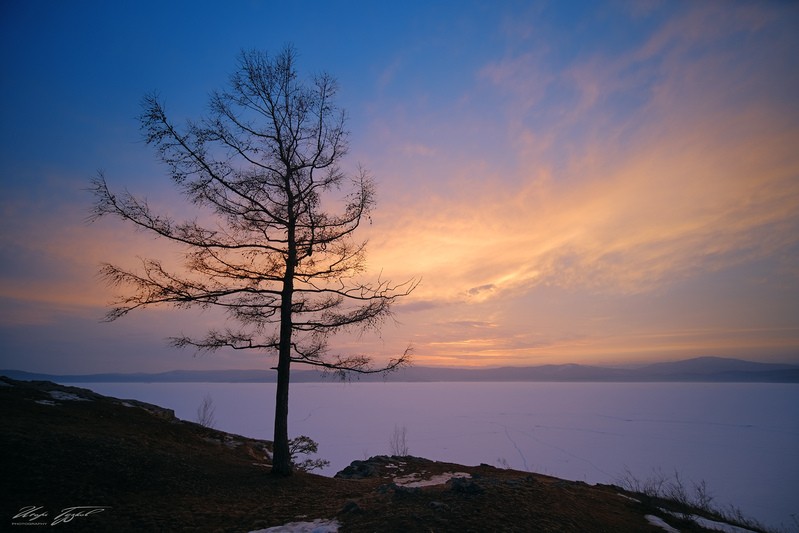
[{"xmin": 1, "ymin": 1, "xmax": 798, "ymax": 373}]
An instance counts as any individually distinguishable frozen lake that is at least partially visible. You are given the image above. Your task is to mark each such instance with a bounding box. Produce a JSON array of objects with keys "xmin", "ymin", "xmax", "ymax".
[{"xmin": 77, "ymin": 381, "xmax": 799, "ymax": 530}]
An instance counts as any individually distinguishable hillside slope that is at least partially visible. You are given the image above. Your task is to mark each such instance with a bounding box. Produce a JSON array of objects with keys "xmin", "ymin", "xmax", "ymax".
[{"xmin": 0, "ymin": 377, "xmax": 765, "ymax": 532}]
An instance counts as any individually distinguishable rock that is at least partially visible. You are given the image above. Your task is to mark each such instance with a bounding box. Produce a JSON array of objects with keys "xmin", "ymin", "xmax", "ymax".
[
  {"xmin": 376, "ymin": 483, "xmax": 395, "ymax": 494},
  {"xmin": 393, "ymin": 484, "xmax": 421, "ymax": 498},
  {"xmin": 449, "ymin": 477, "xmax": 485, "ymax": 494},
  {"xmin": 334, "ymin": 460, "xmax": 378, "ymax": 479},
  {"xmin": 430, "ymin": 501, "xmax": 450, "ymax": 511},
  {"xmin": 118, "ymin": 397, "xmax": 176, "ymax": 420},
  {"xmin": 339, "ymin": 500, "xmax": 363, "ymax": 514}
]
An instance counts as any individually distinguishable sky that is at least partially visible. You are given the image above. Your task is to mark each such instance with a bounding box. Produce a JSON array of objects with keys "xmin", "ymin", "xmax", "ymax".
[{"xmin": 1, "ymin": 0, "xmax": 798, "ymax": 374}]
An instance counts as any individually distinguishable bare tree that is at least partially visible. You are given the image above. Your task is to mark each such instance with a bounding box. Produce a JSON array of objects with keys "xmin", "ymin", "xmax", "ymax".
[{"xmin": 89, "ymin": 46, "xmax": 416, "ymax": 475}]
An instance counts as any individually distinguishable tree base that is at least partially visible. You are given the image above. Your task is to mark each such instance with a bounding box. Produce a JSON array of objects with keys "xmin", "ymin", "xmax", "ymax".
[{"xmin": 270, "ymin": 466, "xmax": 293, "ymax": 477}]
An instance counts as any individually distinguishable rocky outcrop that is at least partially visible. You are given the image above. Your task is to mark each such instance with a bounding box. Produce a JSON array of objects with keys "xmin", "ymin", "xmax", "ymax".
[{"xmin": 0, "ymin": 376, "xmax": 177, "ymax": 420}]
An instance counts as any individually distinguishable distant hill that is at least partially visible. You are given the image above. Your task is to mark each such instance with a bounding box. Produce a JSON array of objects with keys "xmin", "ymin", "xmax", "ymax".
[{"xmin": 3, "ymin": 356, "xmax": 798, "ymax": 383}]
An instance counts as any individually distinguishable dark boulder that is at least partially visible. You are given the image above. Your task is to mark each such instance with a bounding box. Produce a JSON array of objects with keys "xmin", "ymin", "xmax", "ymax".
[
  {"xmin": 449, "ymin": 476, "xmax": 485, "ymax": 494},
  {"xmin": 334, "ymin": 459, "xmax": 379, "ymax": 479}
]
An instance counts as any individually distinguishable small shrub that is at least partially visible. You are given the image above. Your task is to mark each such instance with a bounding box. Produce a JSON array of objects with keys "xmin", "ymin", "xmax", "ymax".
[
  {"xmin": 618, "ymin": 466, "xmax": 668, "ymax": 498},
  {"xmin": 496, "ymin": 457, "xmax": 511, "ymax": 469},
  {"xmin": 389, "ymin": 424, "xmax": 409, "ymax": 456},
  {"xmin": 289, "ymin": 435, "xmax": 330, "ymax": 472},
  {"xmin": 196, "ymin": 393, "xmax": 216, "ymax": 428},
  {"xmin": 664, "ymin": 469, "xmax": 691, "ymax": 517},
  {"xmin": 616, "ymin": 467, "xmax": 769, "ymax": 532},
  {"xmin": 692, "ymin": 479, "xmax": 714, "ymax": 513}
]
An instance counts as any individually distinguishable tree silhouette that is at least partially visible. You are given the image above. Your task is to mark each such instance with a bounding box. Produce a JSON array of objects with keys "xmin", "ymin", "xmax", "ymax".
[{"xmin": 90, "ymin": 47, "xmax": 416, "ymax": 475}]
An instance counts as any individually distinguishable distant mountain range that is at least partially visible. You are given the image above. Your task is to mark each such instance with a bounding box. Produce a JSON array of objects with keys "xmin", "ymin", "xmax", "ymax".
[{"xmin": 3, "ymin": 357, "xmax": 798, "ymax": 383}]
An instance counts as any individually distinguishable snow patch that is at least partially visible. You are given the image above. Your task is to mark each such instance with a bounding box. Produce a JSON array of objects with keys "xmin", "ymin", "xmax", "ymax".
[
  {"xmin": 660, "ymin": 509, "xmax": 758, "ymax": 533},
  {"xmin": 616, "ymin": 493, "xmax": 640, "ymax": 503},
  {"xmin": 687, "ymin": 515, "xmax": 758, "ymax": 533},
  {"xmin": 646, "ymin": 515, "xmax": 679, "ymax": 532},
  {"xmin": 249, "ymin": 518, "xmax": 340, "ymax": 533},
  {"xmin": 35, "ymin": 400, "xmax": 58, "ymax": 406},
  {"xmin": 47, "ymin": 390, "xmax": 90, "ymax": 402},
  {"xmin": 394, "ymin": 471, "xmax": 471, "ymax": 488}
]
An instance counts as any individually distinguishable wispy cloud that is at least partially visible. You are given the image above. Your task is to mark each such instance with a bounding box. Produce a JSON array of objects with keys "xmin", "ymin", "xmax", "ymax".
[
  {"xmin": 366, "ymin": 2, "xmax": 799, "ymax": 309},
  {"xmin": 338, "ymin": 2, "xmax": 799, "ymax": 365},
  {"xmin": 2, "ymin": 2, "xmax": 797, "ymax": 370}
]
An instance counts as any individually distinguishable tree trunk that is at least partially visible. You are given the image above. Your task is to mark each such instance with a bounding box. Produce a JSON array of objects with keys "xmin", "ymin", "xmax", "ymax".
[
  {"xmin": 271, "ymin": 343, "xmax": 292, "ymax": 475},
  {"xmin": 272, "ymin": 264, "xmax": 295, "ymax": 475},
  {"xmin": 272, "ymin": 206, "xmax": 297, "ymax": 476}
]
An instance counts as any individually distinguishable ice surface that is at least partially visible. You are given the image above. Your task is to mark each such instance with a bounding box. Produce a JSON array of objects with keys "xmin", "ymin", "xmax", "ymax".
[{"xmin": 79, "ymin": 381, "xmax": 799, "ymax": 530}]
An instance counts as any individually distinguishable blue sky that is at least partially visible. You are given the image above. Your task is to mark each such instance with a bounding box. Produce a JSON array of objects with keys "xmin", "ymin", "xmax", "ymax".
[{"xmin": 1, "ymin": 1, "xmax": 798, "ymax": 373}]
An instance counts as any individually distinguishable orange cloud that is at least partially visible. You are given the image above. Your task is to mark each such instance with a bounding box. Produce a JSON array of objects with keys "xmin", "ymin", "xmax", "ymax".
[
  {"xmin": 364, "ymin": 2, "xmax": 799, "ymax": 310},
  {"xmin": 4, "ymin": 2, "xmax": 796, "ymax": 369},
  {"xmin": 346, "ymin": 3, "xmax": 799, "ymax": 366}
]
